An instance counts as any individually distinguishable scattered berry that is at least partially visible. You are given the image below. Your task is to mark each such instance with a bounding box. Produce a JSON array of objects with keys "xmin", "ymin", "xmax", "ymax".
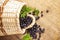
[
  {"xmin": 41, "ymin": 11, "xmax": 43, "ymax": 13},
  {"xmin": 27, "ymin": 23, "xmax": 45, "ymax": 40},
  {"xmin": 41, "ymin": 13, "xmax": 43, "ymax": 17},
  {"xmin": 29, "ymin": 13, "xmax": 31, "ymax": 14},
  {"xmin": 35, "ymin": 16, "xmax": 40, "ymax": 20},
  {"xmin": 46, "ymin": 10, "xmax": 49, "ymax": 13}
]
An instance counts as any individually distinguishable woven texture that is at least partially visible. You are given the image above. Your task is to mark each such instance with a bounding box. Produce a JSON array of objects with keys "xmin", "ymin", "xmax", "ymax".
[
  {"xmin": 0, "ymin": 0, "xmax": 35, "ymax": 36},
  {"xmin": 0, "ymin": 0, "xmax": 26, "ymax": 36}
]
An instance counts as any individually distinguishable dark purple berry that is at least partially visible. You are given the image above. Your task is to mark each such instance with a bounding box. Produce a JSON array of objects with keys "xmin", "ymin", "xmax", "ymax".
[
  {"xmin": 27, "ymin": 23, "xmax": 45, "ymax": 40},
  {"xmin": 29, "ymin": 12, "xmax": 31, "ymax": 14},
  {"xmin": 20, "ymin": 16, "xmax": 32, "ymax": 28},
  {"xmin": 33, "ymin": 34, "xmax": 37, "ymax": 39},
  {"xmin": 41, "ymin": 13, "xmax": 43, "ymax": 17},
  {"xmin": 38, "ymin": 25, "xmax": 40, "ymax": 28},
  {"xmin": 46, "ymin": 10, "xmax": 49, "ymax": 13},
  {"xmin": 35, "ymin": 16, "xmax": 40, "ymax": 20},
  {"xmin": 41, "ymin": 11, "xmax": 43, "ymax": 13}
]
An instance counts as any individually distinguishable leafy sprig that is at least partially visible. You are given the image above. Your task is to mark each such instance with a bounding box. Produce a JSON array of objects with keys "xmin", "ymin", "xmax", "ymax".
[
  {"xmin": 22, "ymin": 33, "xmax": 32, "ymax": 40},
  {"xmin": 20, "ymin": 6, "xmax": 32, "ymax": 18},
  {"xmin": 20, "ymin": 5, "xmax": 40, "ymax": 18},
  {"xmin": 33, "ymin": 8, "xmax": 39, "ymax": 16}
]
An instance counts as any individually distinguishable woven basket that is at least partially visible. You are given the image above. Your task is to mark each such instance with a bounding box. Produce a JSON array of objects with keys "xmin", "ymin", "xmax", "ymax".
[{"xmin": 0, "ymin": 0, "xmax": 35, "ymax": 36}]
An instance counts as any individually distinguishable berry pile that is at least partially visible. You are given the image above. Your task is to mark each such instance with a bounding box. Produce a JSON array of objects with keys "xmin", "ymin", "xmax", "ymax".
[
  {"xmin": 20, "ymin": 11, "xmax": 40, "ymax": 29},
  {"xmin": 20, "ymin": 16, "xmax": 32, "ymax": 28},
  {"xmin": 20, "ymin": 5, "xmax": 40, "ymax": 29},
  {"xmin": 27, "ymin": 23, "xmax": 45, "ymax": 40},
  {"xmin": 19, "ymin": 5, "xmax": 45, "ymax": 40}
]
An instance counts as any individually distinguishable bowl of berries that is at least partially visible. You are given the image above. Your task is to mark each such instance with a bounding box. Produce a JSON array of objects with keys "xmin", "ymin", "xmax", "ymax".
[{"xmin": 0, "ymin": 0, "xmax": 36, "ymax": 36}]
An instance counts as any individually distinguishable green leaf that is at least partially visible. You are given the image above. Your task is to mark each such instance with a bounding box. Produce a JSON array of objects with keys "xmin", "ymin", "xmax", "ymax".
[
  {"xmin": 20, "ymin": 5, "xmax": 39, "ymax": 18},
  {"xmin": 33, "ymin": 8, "xmax": 39, "ymax": 16},
  {"xmin": 20, "ymin": 11, "xmax": 27, "ymax": 18},
  {"xmin": 20, "ymin": 6, "xmax": 32, "ymax": 18},
  {"xmin": 22, "ymin": 33, "xmax": 31, "ymax": 40},
  {"xmin": 26, "ymin": 7, "xmax": 32, "ymax": 12}
]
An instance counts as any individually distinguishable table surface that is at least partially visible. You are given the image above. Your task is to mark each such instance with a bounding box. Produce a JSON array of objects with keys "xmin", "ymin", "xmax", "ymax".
[{"xmin": 0, "ymin": 0, "xmax": 60, "ymax": 40}]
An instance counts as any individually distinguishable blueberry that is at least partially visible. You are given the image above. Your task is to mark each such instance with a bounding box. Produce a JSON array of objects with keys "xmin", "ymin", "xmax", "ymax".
[
  {"xmin": 39, "ymin": 28, "xmax": 45, "ymax": 33},
  {"xmin": 46, "ymin": 10, "xmax": 49, "ymax": 13},
  {"xmin": 29, "ymin": 12, "xmax": 31, "ymax": 14},
  {"xmin": 41, "ymin": 11, "xmax": 43, "ymax": 13},
  {"xmin": 38, "ymin": 34, "xmax": 41, "ymax": 40},
  {"xmin": 26, "ymin": 23, "xmax": 45, "ymax": 39},
  {"xmin": 35, "ymin": 16, "xmax": 40, "ymax": 20},
  {"xmin": 33, "ymin": 29, "xmax": 37, "ymax": 32},
  {"xmin": 32, "ymin": 34, "xmax": 37, "ymax": 39},
  {"xmin": 30, "ymin": 32, "xmax": 35, "ymax": 36},
  {"xmin": 41, "ymin": 13, "xmax": 43, "ymax": 17},
  {"xmin": 39, "ymin": 28, "xmax": 42, "ymax": 32},
  {"xmin": 20, "ymin": 16, "xmax": 33, "ymax": 28},
  {"xmin": 20, "ymin": 24, "xmax": 27, "ymax": 28},
  {"xmin": 34, "ymin": 23, "xmax": 37, "ymax": 27},
  {"xmin": 37, "ymin": 25, "xmax": 40, "ymax": 28},
  {"xmin": 33, "ymin": 23, "xmax": 39, "ymax": 29},
  {"xmin": 20, "ymin": 18, "xmax": 24, "ymax": 21},
  {"xmin": 23, "ymin": 24, "xmax": 26, "ymax": 26}
]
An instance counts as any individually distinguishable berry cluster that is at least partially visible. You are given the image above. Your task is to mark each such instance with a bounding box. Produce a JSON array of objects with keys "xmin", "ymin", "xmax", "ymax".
[{"xmin": 27, "ymin": 23, "xmax": 45, "ymax": 40}]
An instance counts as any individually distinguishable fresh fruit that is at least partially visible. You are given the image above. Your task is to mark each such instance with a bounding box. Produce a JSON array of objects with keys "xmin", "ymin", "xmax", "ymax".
[
  {"xmin": 46, "ymin": 10, "xmax": 49, "ymax": 13},
  {"xmin": 19, "ymin": 5, "xmax": 45, "ymax": 40},
  {"xmin": 35, "ymin": 16, "xmax": 40, "ymax": 20},
  {"xmin": 27, "ymin": 23, "xmax": 45, "ymax": 40},
  {"xmin": 20, "ymin": 16, "xmax": 32, "ymax": 28},
  {"xmin": 41, "ymin": 13, "xmax": 43, "ymax": 17}
]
